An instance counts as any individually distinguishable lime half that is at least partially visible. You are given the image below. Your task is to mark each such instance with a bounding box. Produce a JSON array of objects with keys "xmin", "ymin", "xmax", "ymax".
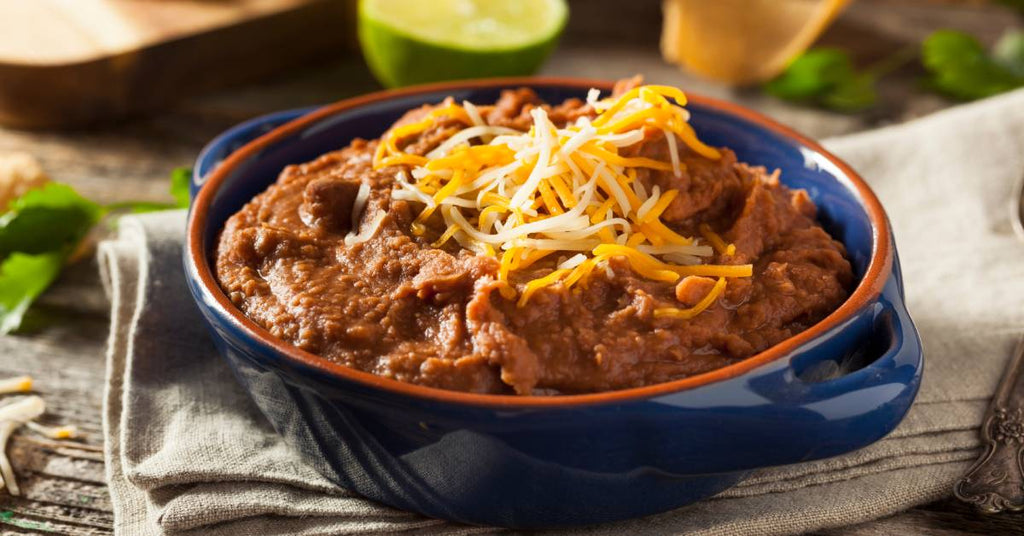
[{"xmin": 358, "ymin": 0, "xmax": 568, "ymax": 88}]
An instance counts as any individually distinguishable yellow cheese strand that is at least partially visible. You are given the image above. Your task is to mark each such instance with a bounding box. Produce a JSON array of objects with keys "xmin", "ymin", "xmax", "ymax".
[
  {"xmin": 480, "ymin": 192, "xmax": 511, "ymax": 208},
  {"xmin": 592, "ymin": 244, "xmax": 680, "ymax": 283},
  {"xmin": 517, "ymin": 268, "xmax": 570, "ymax": 307},
  {"xmin": 537, "ymin": 181, "xmax": 564, "ymax": 215},
  {"xmin": 591, "ymin": 85, "xmax": 688, "ymax": 128},
  {"xmin": 563, "ymin": 258, "xmax": 597, "ymax": 288},
  {"xmin": 625, "ymin": 232, "xmax": 647, "ymax": 247},
  {"xmin": 431, "ymin": 224, "xmax": 461, "ymax": 248},
  {"xmin": 373, "ymin": 103, "xmax": 474, "ymax": 169},
  {"xmin": 431, "ymin": 169, "xmax": 465, "ymax": 205},
  {"xmin": 671, "ymin": 264, "xmax": 753, "ymax": 278},
  {"xmin": 639, "ymin": 189, "xmax": 680, "ymax": 224},
  {"xmin": 640, "ymin": 219, "xmax": 693, "ymax": 245},
  {"xmin": 583, "ymin": 145, "xmax": 674, "ymax": 171},
  {"xmin": 378, "ymin": 154, "xmax": 429, "ymax": 168},
  {"xmin": 599, "ymin": 107, "xmax": 669, "ymax": 136},
  {"xmin": 671, "ymin": 122, "xmax": 722, "ymax": 160},
  {"xmin": 654, "ymin": 277, "xmax": 727, "ymax": 319},
  {"xmin": 587, "ymin": 198, "xmax": 618, "ymax": 243},
  {"xmin": 698, "ymin": 223, "xmax": 735, "ymax": 256},
  {"xmin": 478, "ymin": 205, "xmax": 508, "ymax": 231},
  {"xmin": 548, "ymin": 175, "xmax": 577, "ymax": 208},
  {"xmin": 499, "ymin": 247, "xmax": 519, "ymax": 281}
]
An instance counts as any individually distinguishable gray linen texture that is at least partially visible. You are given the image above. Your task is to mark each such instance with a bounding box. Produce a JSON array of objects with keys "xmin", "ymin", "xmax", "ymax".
[{"xmin": 99, "ymin": 88, "xmax": 1024, "ymax": 535}]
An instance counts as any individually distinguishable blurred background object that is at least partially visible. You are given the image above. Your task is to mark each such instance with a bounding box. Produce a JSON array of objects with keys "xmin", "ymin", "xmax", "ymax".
[
  {"xmin": 357, "ymin": 0, "xmax": 567, "ymax": 88},
  {"xmin": 0, "ymin": 153, "xmax": 49, "ymax": 210},
  {"xmin": 0, "ymin": 0, "xmax": 355, "ymax": 129},
  {"xmin": 0, "ymin": 0, "xmax": 1019, "ymax": 130},
  {"xmin": 661, "ymin": 0, "xmax": 852, "ymax": 85}
]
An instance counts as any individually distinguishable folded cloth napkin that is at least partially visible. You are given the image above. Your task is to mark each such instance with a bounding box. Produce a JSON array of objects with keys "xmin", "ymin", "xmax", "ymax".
[{"xmin": 99, "ymin": 87, "xmax": 1024, "ymax": 536}]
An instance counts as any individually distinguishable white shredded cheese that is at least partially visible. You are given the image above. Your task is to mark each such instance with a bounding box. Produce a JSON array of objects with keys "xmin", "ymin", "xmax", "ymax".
[
  {"xmin": 0, "ymin": 420, "xmax": 20, "ymax": 495},
  {"xmin": 349, "ymin": 182, "xmax": 370, "ymax": 232},
  {"xmin": 557, "ymin": 253, "xmax": 588, "ymax": 270},
  {"xmin": 0, "ymin": 395, "xmax": 44, "ymax": 423},
  {"xmin": 663, "ymin": 128, "xmax": 682, "ymax": 177},
  {"xmin": 0, "ymin": 376, "xmax": 31, "ymax": 395},
  {"xmin": 0, "ymin": 385, "xmax": 79, "ymax": 497},
  {"xmin": 636, "ymin": 185, "xmax": 662, "ymax": 222},
  {"xmin": 462, "ymin": 100, "xmax": 485, "ymax": 127},
  {"xmin": 0, "ymin": 395, "xmax": 45, "ymax": 497},
  {"xmin": 637, "ymin": 244, "xmax": 714, "ymax": 256},
  {"xmin": 344, "ymin": 211, "xmax": 385, "ymax": 246},
  {"xmin": 427, "ymin": 125, "xmax": 521, "ymax": 159}
]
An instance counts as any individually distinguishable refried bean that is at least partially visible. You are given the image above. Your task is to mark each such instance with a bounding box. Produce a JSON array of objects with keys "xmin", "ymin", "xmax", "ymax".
[{"xmin": 215, "ymin": 86, "xmax": 853, "ymax": 395}]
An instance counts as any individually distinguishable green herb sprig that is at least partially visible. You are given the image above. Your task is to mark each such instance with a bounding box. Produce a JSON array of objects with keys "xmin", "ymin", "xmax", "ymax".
[
  {"xmin": 763, "ymin": 48, "xmax": 882, "ymax": 112},
  {"xmin": 763, "ymin": 46, "xmax": 915, "ymax": 112},
  {"xmin": 923, "ymin": 29, "xmax": 1024, "ymax": 100},
  {"xmin": 765, "ymin": 29, "xmax": 1024, "ymax": 110},
  {"xmin": 0, "ymin": 168, "xmax": 191, "ymax": 334}
]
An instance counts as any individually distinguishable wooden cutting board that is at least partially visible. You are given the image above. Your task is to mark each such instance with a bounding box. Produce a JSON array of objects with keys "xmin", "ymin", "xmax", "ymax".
[{"xmin": 0, "ymin": 0, "xmax": 355, "ymax": 129}]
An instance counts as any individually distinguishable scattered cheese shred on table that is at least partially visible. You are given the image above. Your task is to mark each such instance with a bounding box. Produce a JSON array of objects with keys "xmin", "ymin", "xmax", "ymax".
[
  {"xmin": 25, "ymin": 421, "xmax": 78, "ymax": 440},
  {"xmin": 0, "ymin": 377, "xmax": 78, "ymax": 497},
  {"xmin": 374, "ymin": 84, "xmax": 752, "ymax": 312},
  {"xmin": 0, "ymin": 375, "xmax": 32, "ymax": 395},
  {"xmin": 0, "ymin": 394, "xmax": 44, "ymax": 497}
]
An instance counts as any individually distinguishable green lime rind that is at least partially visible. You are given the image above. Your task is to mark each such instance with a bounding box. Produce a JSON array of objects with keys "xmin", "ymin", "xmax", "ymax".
[{"xmin": 357, "ymin": 1, "xmax": 567, "ymax": 88}]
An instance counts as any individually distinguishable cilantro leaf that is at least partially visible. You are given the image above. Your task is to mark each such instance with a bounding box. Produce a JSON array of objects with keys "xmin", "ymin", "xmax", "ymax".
[
  {"xmin": 922, "ymin": 30, "xmax": 1024, "ymax": 100},
  {"xmin": 765, "ymin": 49, "xmax": 855, "ymax": 100},
  {"xmin": 764, "ymin": 48, "xmax": 877, "ymax": 112},
  {"xmin": 0, "ymin": 167, "xmax": 189, "ymax": 334},
  {"xmin": 0, "ymin": 252, "xmax": 64, "ymax": 334},
  {"xmin": 0, "ymin": 183, "xmax": 104, "ymax": 258},
  {"xmin": 170, "ymin": 167, "xmax": 191, "ymax": 208}
]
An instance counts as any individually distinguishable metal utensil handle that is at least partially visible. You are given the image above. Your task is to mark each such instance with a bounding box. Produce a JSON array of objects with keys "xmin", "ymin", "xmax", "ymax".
[{"xmin": 953, "ymin": 335, "xmax": 1024, "ymax": 513}]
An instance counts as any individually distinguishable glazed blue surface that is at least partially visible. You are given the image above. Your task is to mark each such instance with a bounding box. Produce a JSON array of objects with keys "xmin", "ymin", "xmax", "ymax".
[{"xmin": 186, "ymin": 84, "xmax": 923, "ymax": 528}]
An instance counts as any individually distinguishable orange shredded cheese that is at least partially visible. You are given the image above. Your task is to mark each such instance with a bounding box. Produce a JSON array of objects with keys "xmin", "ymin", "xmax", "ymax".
[
  {"xmin": 698, "ymin": 223, "xmax": 737, "ymax": 256},
  {"xmin": 654, "ymin": 277, "xmax": 728, "ymax": 319},
  {"xmin": 375, "ymin": 84, "xmax": 751, "ymax": 316}
]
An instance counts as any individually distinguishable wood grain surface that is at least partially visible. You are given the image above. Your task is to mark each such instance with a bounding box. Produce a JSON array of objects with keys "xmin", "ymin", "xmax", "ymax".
[{"xmin": 2, "ymin": 0, "xmax": 1024, "ymax": 534}]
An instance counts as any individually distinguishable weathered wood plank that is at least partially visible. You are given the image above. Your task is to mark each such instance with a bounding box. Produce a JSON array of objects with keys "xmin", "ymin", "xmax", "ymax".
[
  {"xmin": 0, "ymin": 496, "xmax": 113, "ymax": 530},
  {"xmin": 9, "ymin": 474, "xmax": 110, "ymax": 515},
  {"xmin": 9, "ymin": 437, "xmax": 106, "ymax": 484},
  {"xmin": 0, "ymin": 499, "xmax": 113, "ymax": 535}
]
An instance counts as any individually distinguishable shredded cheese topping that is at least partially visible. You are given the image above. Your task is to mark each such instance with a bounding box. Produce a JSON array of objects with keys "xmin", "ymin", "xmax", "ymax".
[{"xmin": 373, "ymin": 84, "xmax": 752, "ymax": 314}]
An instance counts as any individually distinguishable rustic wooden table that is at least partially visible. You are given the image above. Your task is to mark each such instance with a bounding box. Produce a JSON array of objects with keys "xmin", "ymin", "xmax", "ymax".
[{"xmin": 2, "ymin": 1, "xmax": 1024, "ymax": 534}]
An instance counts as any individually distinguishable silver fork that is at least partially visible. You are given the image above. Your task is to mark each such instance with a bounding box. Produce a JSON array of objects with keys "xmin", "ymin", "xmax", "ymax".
[{"xmin": 953, "ymin": 171, "xmax": 1024, "ymax": 513}]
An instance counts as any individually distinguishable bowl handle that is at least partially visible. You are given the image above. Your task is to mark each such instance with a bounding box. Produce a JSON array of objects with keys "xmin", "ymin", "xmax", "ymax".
[{"xmin": 744, "ymin": 283, "xmax": 923, "ymax": 464}]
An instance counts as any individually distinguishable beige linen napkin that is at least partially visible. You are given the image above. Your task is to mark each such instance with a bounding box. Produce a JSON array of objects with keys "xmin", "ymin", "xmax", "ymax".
[{"xmin": 99, "ymin": 88, "xmax": 1024, "ymax": 535}]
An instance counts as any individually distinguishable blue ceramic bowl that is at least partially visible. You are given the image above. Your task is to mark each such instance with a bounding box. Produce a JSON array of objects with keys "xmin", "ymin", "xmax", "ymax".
[{"xmin": 185, "ymin": 78, "xmax": 922, "ymax": 528}]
